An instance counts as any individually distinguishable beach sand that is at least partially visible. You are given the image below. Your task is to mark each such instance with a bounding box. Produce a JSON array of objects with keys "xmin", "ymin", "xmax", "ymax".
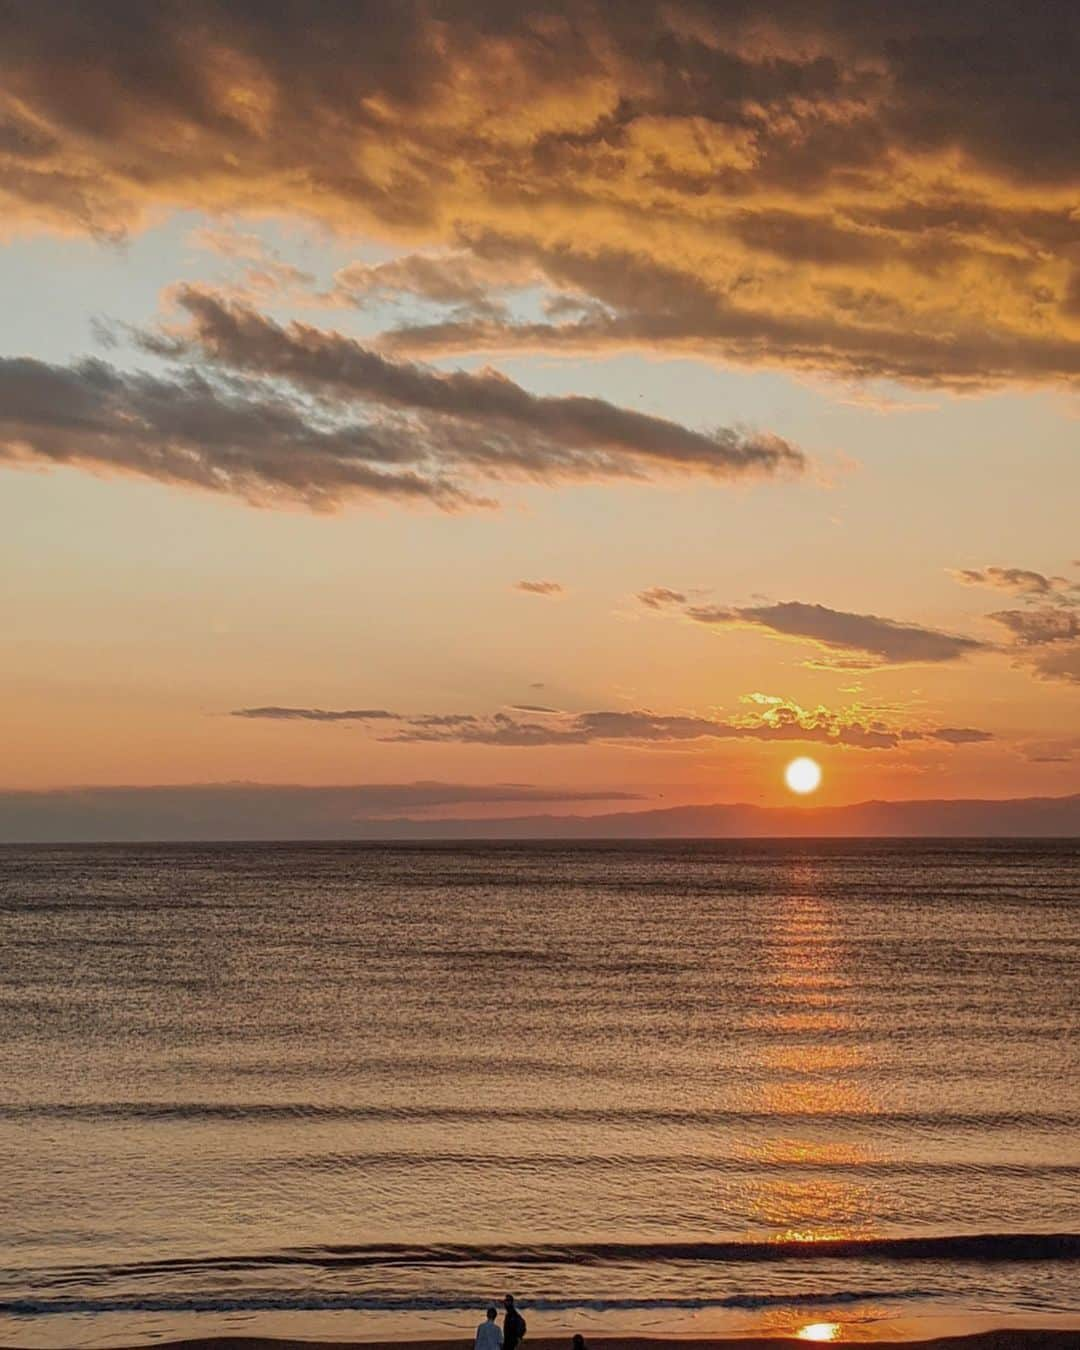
[{"xmin": 37, "ymin": 1333, "xmax": 1077, "ymax": 1350}]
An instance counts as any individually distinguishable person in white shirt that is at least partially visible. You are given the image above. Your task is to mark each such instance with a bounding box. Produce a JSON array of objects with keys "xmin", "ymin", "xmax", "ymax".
[{"xmin": 475, "ymin": 1306, "xmax": 503, "ymax": 1350}]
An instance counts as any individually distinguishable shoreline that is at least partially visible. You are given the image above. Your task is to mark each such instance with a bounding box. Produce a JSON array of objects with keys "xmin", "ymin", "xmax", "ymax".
[{"xmin": 7, "ymin": 1332, "xmax": 1080, "ymax": 1350}]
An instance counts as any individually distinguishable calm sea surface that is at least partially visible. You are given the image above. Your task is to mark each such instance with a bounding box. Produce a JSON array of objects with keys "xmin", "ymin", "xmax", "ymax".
[{"xmin": 1, "ymin": 840, "xmax": 1078, "ymax": 1345}]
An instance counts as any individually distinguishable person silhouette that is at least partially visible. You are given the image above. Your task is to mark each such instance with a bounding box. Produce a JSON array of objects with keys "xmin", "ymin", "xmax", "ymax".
[
  {"xmin": 503, "ymin": 1295, "xmax": 527, "ymax": 1350},
  {"xmin": 475, "ymin": 1307, "xmax": 502, "ymax": 1350},
  {"xmin": 571, "ymin": 1337, "xmax": 587, "ymax": 1350}
]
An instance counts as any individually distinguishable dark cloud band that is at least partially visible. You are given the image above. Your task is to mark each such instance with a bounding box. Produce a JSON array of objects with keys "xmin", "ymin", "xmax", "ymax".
[
  {"xmin": 0, "ymin": 355, "xmax": 487, "ymax": 511},
  {"xmin": 147, "ymin": 288, "xmax": 804, "ymax": 481},
  {"xmin": 685, "ymin": 600, "xmax": 986, "ymax": 665}
]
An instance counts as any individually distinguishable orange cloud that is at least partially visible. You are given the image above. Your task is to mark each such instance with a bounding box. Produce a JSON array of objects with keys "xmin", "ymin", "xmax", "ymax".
[
  {"xmin": 231, "ymin": 699, "xmax": 992, "ymax": 753},
  {"xmin": 1, "ymin": 4, "xmax": 1077, "ymax": 387}
]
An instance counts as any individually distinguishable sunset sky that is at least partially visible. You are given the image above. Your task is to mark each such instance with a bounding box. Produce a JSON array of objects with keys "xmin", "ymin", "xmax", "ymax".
[{"xmin": 2, "ymin": 1, "xmax": 1078, "ymax": 835}]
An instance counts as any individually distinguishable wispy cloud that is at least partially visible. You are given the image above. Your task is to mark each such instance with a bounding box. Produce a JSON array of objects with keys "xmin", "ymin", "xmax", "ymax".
[
  {"xmin": 332, "ymin": 251, "xmax": 534, "ymax": 316},
  {"xmin": 987, "ymin": 607, "xmax": 1080, "ymax": 645},
  {"xmin": 951, "ymin": 566, "xmax": 1076, "ymax": 598},
  {"xmin": 637, "ymin": 587, "xmax": 687, "ymax": 609},
  {"xmin": 187, "ymin": 224, "xmax": 317, "ymax": 304},
  {"xmin": 232, "ymin": 707, "xmax": 399, "ymax": 722},
  {"xmin": 949, "ymin": 562, "xmax": 1080, "ymax": 685},
  {"xmin": 987, "ymin": 607, "xmax": 1080, "ymax": 685},
  {"xmin": 1020, "ymin": 738, "xmax": 1080, "ymax": 764},
  {"xmin": 1026, "ymin": 645, "xmax": 1080, "ymax": 684},
  {"xmin": 515, "ymin": 580, "xmax": 564, "ymax": 596}
]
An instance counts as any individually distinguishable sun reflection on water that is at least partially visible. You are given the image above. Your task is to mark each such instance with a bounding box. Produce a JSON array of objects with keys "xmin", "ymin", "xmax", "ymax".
[{"xmin": 742, "ymin": 879, "xmax": 881, "ymax": 1245}]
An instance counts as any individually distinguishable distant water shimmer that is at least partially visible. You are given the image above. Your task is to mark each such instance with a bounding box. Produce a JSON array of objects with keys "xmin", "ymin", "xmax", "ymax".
[{"xmin": 1, "ymin": 839, "xmax": 1078, "ymax": 1346}]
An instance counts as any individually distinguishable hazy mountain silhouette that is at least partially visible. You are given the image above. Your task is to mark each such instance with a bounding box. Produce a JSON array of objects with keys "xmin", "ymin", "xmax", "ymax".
[
  {"xmin": 1, "ymin": 785, "xmax": 1076, "ymax": 841},
  {"xmin": 360, "ymin": 794, "xmax": 1080, "ymax": 840}
]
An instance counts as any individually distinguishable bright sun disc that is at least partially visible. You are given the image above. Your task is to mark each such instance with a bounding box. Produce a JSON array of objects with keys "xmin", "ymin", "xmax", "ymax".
[
  {"xmin": 785, "ymin": 757, "xmax": 822, "ymax": 795},
  {"xmin": 797, "ymin": 1325, "xmax": 840, "ymax": 1342}
]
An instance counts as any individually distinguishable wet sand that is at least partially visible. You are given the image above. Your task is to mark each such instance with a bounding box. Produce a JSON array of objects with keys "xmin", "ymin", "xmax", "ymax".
[{"xmin": 40, "ymin": 1332, "xmax": 1077, "ymax": 1350}]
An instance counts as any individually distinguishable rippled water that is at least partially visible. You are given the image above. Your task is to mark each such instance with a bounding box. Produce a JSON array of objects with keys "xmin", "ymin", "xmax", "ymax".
[{"xmin": 1, "ymin": 840, "xmax": 1078, "ymax": 1345}]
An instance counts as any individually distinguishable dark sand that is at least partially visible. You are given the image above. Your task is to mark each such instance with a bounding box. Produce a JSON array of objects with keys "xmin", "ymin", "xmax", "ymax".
[{"xmin": 46, "ymin": 1333, "xmax": 1078, "ymax": 1350}]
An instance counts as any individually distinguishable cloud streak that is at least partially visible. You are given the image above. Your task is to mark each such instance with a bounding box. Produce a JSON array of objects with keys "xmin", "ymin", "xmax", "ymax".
[
  {"xmin": 986, "ymin": 605, "xmax": 1080, "ymax": 685},
  {"xmin": 0, "ymin": 355, "xmax": 484, "ymax": 511},
  {"xmin": 949, "ymin": 562, "xmax": 1080, "ymax": 685},
  {"xmin": 686, "ymin": 600, "xmax": 987, "ymax": 666},
  {"xmin": 233, "ymin": 698, "xmax": 992, "ymax": 753},
  {"xmin": 144, "ymin": 288, "xmax": 805, "ymax": 483},
  {"xmin": 515, "ymin": 580, "xmax": 564, "ymax": 596},
  {"xmin": 952, "ymin": 566, "xmax": 1076, "ymax": 597},
  {"xmin": 637, "ymin": 587, "xmax": 687, "ymax": 609},
  {"xmin": 232, "ymin": 707, "xmax": 399, "ymax": 722}
]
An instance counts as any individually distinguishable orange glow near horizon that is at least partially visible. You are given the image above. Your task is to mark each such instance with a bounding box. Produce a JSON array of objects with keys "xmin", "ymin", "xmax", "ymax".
[
  {"xmin": 797, "ymin": 1324, "xmax": 841, "ymax": 1342},
  {"xmin": 0, "ymin": 7, "xmax": 1078, "ymax": 826}
]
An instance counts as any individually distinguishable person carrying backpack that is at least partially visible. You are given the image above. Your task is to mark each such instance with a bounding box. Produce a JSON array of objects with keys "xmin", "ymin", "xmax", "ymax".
[{"xmin": 502, "ymin": 1294, "xmax": 526, "ymax": 1350}]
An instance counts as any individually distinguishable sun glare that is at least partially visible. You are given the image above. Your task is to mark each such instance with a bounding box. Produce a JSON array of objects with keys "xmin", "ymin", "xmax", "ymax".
[
  {"xmin": 785, "ymin": 757, "xmax": 822, "ymax": 795},
  {"xmin": 797, "ymin": 1325, "xmax": 841, "ymax": 1343}
]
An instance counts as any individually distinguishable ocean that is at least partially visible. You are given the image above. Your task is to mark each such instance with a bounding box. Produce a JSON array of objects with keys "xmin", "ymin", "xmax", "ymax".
[{"xmin": 1, "ymin": 839, "xmax": 1078, "ymax": 1346}]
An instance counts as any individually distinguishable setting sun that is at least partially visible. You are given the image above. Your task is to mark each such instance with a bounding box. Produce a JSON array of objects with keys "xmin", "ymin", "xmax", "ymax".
[
  {"xmin": 797, "ymin": 1325, "xmax": 841, "ymax": 1342},
  {"xmin": 785, "ymin": 757, "xmax": 823, "ymax": 795}
]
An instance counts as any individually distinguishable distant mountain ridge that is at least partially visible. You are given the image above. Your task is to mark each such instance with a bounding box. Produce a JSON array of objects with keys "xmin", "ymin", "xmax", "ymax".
[
  {"xmin": 0, "ymin": 786, "xmax": 1076, "ymax": 841},
  {"xmin": 363, "ymin": 793, "xmax": 1080, "ymax": 840}
]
